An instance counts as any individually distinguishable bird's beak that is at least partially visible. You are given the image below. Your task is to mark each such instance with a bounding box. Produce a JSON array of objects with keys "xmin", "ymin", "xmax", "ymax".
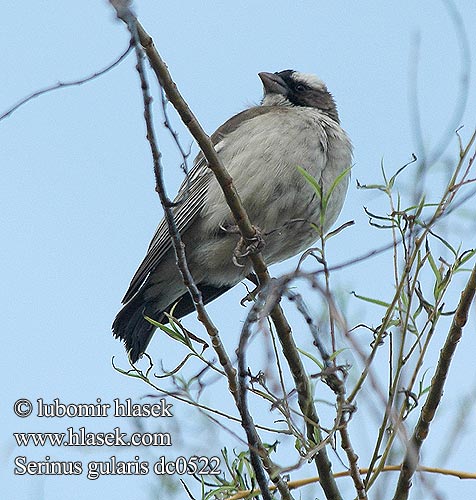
[{"xmin": 258, "ymin": 72, "xmax": 288, "ymax": 97}]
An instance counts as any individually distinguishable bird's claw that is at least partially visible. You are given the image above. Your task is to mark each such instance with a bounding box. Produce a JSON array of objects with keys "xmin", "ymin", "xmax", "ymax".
[
  {"xmin": 220, "ymin": 222, "xmax": 240, "ymax": 234},
  {"xmin": 232, "ymin": 253, "xmax": 245, "ymax": 268},
  {"xmin": 232, "ymin": 226, "xmax": 265, "ymax": 267}
]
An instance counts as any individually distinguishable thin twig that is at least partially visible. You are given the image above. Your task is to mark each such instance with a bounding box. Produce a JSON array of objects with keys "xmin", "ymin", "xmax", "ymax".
[
  {"xmin": 113, "ymin": 357, "xmax": 290, "ymax": 435},
  {"xmin": 0, "ymin": 44, "xmax": 132, "ymax": 121},
  {"xmin": 284, "ymin": 289, "xmax": 332, "ymax": 365}
]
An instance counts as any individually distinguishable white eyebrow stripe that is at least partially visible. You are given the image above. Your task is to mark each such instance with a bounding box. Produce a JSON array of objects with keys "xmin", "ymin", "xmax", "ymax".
[{"xmin": 293, "ymin": 72, "xmax": 326, "ymax": 91}]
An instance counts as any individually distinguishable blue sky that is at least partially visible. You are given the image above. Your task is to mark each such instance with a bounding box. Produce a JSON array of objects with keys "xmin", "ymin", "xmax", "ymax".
[{"xmin": 2, "ymin": 1, "xmax": 475, "ymax": 499}]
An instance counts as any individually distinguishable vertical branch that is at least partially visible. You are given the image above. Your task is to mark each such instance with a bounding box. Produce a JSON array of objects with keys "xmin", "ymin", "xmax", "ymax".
[
  {"xmin": 392, "ymin": 262, "xmax": 476, "ymax": 500},
  {"xmin": 269, "ymin": 305, "xmax": 343, "ymax": 500},
  {"xmin": 339, "ymin": 418, "xmax": 367, "ymax": 499},
  {"xmin": 237, "ymin": 293, "xmax": 293, "ymax": 500}
]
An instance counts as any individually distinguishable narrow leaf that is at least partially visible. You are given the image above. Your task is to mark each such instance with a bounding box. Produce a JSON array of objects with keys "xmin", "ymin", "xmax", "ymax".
[
  {"xmin": 296, "ymin": 165, "xmax": 322, "ymax": 200},
  {"xmin": 351, "ymin": 291, "xmax": 391, "ymax": 307}
]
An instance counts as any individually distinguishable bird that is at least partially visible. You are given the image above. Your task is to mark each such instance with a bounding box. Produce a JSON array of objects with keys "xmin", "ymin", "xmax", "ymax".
[{"xmin": 113, "ymin": 69, "xmax": 353, "ymax": 362}]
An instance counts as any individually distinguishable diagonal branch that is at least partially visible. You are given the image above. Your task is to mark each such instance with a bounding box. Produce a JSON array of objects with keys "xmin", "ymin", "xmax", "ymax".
[
  {"xmin": 109, "ymin": 1, "xmax": 237, "ymax": 394},
  {"xmin": 392, "ymin": 262, "xmax": 476, "ymax": 500},
  {"xmin": 109, "ymin": 3, "xmax": 281, "ymax": 498},
  {"xmin": 134, "ymin": 20, "xmax": 269, "ymax": 277}
]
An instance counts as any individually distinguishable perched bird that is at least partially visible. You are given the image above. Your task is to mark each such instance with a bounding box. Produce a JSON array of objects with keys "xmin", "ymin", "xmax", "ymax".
[{"xmin": 113, "ymin": 69, "xmax": 352, "ymax": 362}]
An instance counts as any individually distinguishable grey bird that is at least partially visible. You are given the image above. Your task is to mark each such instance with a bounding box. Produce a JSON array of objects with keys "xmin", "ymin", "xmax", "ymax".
[{"xmin": 113, "ymin": 69, "xmax": 352, "ymax": 362}]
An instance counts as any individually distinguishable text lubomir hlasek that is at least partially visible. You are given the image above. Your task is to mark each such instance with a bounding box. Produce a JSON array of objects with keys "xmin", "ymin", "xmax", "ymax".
[{"xmin": 35, "ymin": 398, "xmax": 173, "ymax": 418}]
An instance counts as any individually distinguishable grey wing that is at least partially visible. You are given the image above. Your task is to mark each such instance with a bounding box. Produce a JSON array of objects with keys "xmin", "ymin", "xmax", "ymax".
[
  {"xmin": 122, "ymin": 153, "xmax": 211, "ymax": 303},
  {"xmin": 121, "ymin": 105, "xmax": 274, "ymax": 304}
]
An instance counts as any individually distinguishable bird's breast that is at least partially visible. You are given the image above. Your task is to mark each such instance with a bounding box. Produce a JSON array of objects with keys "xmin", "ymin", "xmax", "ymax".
[{"xmin": 200, "ymin": 106, "xmax": 352, "ymax": 267}]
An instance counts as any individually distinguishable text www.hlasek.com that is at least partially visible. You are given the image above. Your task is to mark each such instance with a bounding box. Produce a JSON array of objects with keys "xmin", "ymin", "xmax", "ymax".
[{"xmin": 13, "ymin": 427, "xmax": 171, "ymax": 447}]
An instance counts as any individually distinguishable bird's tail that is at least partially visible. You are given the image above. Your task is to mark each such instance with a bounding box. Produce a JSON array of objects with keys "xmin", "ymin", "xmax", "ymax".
[
  {"xmin": 112, "ymin": 284, "xmax": 233, "ymax": 362},
  {"xmin": 112, "ymin": 295, "xmax": 158, "ymax": 363}
]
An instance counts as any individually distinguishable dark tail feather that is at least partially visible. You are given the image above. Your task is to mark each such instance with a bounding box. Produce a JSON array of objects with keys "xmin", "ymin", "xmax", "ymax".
[
  {"xmin": 112, "ymin": 296, "xmax": 159, "ymax": 363},
  {"xmin": 112, "ymin": 283, "xmax": 233, "ymax": 362}
]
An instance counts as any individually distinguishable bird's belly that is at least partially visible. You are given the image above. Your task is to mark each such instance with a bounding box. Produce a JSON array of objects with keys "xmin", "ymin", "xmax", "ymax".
[
  {"xmin": 188, "ymin": 168, "xmax": 347, "ymax": 286},
  {"xmin": 191, "ymin": 108, "xmax": 351, "ymax": 284}
]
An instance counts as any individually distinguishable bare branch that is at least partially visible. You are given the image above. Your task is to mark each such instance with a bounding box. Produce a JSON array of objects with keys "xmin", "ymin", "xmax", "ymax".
[
  {"xmin": 110, "ymin": 0, "xmax": 238, "ymax": 392},
  {"xmin": 108, "ymin": 5, "xmax": 297, "ymax": 498}
]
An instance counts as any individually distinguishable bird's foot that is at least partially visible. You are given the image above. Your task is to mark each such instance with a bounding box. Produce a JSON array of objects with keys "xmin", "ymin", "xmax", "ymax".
[{"xmin": 232, "ymin": 226, "xmax": 265, "ymax": 267}]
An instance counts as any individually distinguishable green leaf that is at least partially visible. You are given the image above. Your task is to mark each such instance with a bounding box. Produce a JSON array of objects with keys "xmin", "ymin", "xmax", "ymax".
[
  {"xmin": 296, "ymin": 165, "xmax": 322, "ymax": 200},
  {"xmin": 329, "ymin": 348, "xmax": 349, "ymax": 362},
  {"xmin": 312, "ymin": 426, "xmax": 322, "ymax": 446},
  {"xmin": 296, "ymin": 165, "xmax": 351, "ymax": 221},
  {"xmin": 427, "ymin": 251, "xmax": 442, "ymax": 287},
  {"xmin": 363, "ymin": 206, "xmax": 394, "ymax": 222},
  {"xmin": 459, "ymin": 248, "xmax": 476, "ymax": 266},
  {"xmin": 387, "ymin": 154, "xmax": 417, "ymax": 188},
  {"xmin": 431, "ymin": 231, "xmax": 459, "ymax": 257},
  {"xmin": 380, "ymin": 158, "xmax": 389, "ymax": 185},
  {"xmin": 144, "ymin": 315, "xmax": 187, "ymax": 345},
  {"xmin": 357, "ymin": 182, "xmax": 387, "ymax": 191},
  {"xmin": 297, "ymin": 347, "xmax": 324, "ymax": 370},
  {"xmin": 324, "ymin": 166, "xmax": 352, "ymax": 208},
  {"xmin": 351, "ymin": 291, "xmax": 391, "ymax": 308},
  {"xmin": 387, "ymin": 319, "xmax": 401, "ymax": 328},
  {"xmin": 294, "ymin": 437, "xmax": 303, "ymax": 451},
  {"xmin": 113, "ymin": 367, "xmax": 143, "ymax": 379}
]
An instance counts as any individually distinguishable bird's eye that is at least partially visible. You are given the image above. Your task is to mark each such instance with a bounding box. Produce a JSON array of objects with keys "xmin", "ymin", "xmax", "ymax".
[{"xmin": 295, "ymin": 84, "xmax": 306, "ymax": 92}]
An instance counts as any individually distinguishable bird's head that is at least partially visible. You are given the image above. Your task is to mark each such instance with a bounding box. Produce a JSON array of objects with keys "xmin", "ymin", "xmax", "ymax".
[{"xmin": 259, "ymin": 70, "xmax": 339, "ymax": 122}]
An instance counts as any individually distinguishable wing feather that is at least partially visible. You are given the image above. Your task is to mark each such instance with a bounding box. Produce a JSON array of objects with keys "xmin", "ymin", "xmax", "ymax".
[
  {"xmin": 122, "ymin": 156, "xmax": 211, "ymax": 302},
  {"xmin": 122, "ymin": 106, "xmax": 275, "ymax": 303}
]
